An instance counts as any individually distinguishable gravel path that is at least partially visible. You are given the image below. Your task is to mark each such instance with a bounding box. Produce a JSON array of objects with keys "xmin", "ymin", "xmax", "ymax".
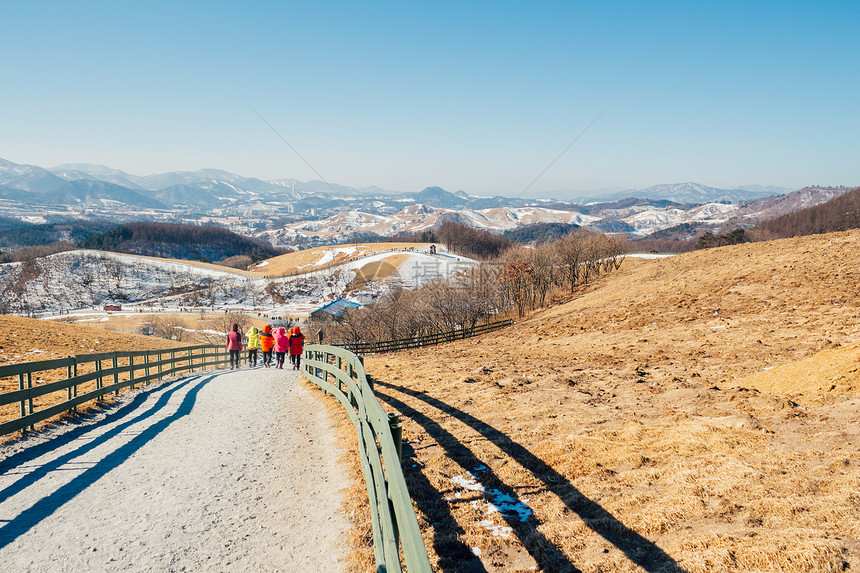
[{"xmin": 0, "ymin": 368, "xmax": 351, "ymax": 572}]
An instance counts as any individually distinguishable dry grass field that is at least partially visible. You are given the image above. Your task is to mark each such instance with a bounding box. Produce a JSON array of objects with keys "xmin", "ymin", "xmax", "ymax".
[
  {"xmin": 49, "ymin": 311, "xmax": 270, "ymax": 340},
  {"xmin": 364, "ymin": 230, "xmax": 860, "ymax": 572},
  {"xmin": 0, "ymin": 311, "xmax": 284, "ymax": 439},
  {"xmin": 2, "ymin": 232, "xmax": 857, "ymax": 571},
  {"xmin": 0, "ymin": 316, "xmax": 188, "ymax": 440}
]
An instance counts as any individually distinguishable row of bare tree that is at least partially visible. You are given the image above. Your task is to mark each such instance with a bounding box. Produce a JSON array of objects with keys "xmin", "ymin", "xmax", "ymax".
[
  {"xmin": 323, "ymin": 228, "xmax": 628, "ymax": 344},
  {"xmin": 497, "ymin": 229, "xmax": 628, "ymax": 316}
]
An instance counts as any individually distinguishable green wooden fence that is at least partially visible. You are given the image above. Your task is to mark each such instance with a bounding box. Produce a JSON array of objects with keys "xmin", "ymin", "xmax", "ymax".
[
  {"xmin": 1, "ymin": 341, "xmax": 433, "ymax": 571},
  {"xmin": 302, "ymin": 345, "xmax": 432, "ymax": 573},
  {"xmin": 337, "ymin": 318, "xmax": 513, "ymax": 355},
  {"xmin": 0, "ymin": 344, "xmax": 229, "ymax": 437}
]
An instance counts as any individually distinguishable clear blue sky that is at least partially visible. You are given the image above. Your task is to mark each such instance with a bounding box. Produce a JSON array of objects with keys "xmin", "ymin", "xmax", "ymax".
[{"xmin": 2, "ymin": 1, "xmax": 857, "ymax": 198}]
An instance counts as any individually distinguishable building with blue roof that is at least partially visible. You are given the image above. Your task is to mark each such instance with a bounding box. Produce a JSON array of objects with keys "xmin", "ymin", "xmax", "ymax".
[{"xmin": 309, "ymin": 297, "xmax": 361, "ymax": 320}]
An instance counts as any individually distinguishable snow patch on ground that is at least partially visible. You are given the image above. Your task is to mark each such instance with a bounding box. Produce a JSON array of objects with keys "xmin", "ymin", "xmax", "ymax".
[{"xmin": 452, "ymin": 470, "xmax": 533, "ymax": 539}]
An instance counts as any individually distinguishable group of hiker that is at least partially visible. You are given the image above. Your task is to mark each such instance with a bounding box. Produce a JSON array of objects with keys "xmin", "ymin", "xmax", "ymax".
[{"xmin": 225, "ymin": 323, "xmax": 305, "ymax": 370}]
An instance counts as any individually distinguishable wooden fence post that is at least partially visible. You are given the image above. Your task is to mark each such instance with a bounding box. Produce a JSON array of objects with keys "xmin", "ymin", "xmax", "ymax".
[
  {"xmin": 18, "ymin": 373, "xmax": 26, "ymax": 434},
  {"xmin": 27, "ymin": 372, "xmax": 34, "ymax": 431},
  {"xmin": 66, "ymin": 360, "xmax": 73, "ymax": 410},
  {"xmin": 388, "ymin": 413, "xmax": 403, "ymax": 461},
  {"xmin": 113, "ymin": 352, "xmax": 120, "ymax": 396},
  {"xmin": 72, "ymin": 359, "xmax": 78, "ymax": 410},
  {"xmin": 96, "ymin": 359, "xmax": 103, "ymax": 400}
]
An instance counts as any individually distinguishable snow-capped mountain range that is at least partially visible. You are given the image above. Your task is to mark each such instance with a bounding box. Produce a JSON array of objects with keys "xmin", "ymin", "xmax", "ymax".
[{"xmin": 0, "ymin": 157, "xmax": 850, "ymax": 244}]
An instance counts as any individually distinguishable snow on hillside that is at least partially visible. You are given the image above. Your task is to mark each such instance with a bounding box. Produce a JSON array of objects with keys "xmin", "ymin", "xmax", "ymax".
[
  {"xmin": 623, "ymin": 209, "xmax": 687, "ymax": 232},
  {"xmin": 338, "ymin": 250, "xmax": 477, "ymax": 291},
  {"xmin": 258, "ymin": 205, "xmax": 604, "ymax": 245},
  {"xmin": 256, "ymin": 198, "xmax": 786, "ymax": 244},
  {"xmin": 297, "ymin": 246, "xmax": 358, "ymax": 268},
  {"xmin": 0, "ymin": 248, "xmax": 475, "ymax": 316}
]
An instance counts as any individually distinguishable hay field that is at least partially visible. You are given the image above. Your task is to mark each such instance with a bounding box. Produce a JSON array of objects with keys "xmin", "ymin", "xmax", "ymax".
[{"xmin": 367, "ymin": 229, "xmax": 860, "ymax": 572}]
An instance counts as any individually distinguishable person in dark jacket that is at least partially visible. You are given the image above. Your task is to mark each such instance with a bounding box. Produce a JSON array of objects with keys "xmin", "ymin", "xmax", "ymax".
[
  {"xmin": 288, "ymin": 326, "xmax": 305, "ymax": 370},
  {"xmin": 226, "ymin": 323, "xmax": 242, "ymax": 369}
]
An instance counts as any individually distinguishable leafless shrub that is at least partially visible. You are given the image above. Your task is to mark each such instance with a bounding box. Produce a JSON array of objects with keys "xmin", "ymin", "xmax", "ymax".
[
  {"xmin": 141, "ymin": 315, "xmax": 189, "ymax": 341},
  {"xmin": 198, "ymin": 313, "xmax": 251, "ymax": 345}
]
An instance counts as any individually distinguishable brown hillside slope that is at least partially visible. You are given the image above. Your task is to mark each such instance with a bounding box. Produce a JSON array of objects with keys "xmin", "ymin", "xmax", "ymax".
[
  {"xmin": 368, "ymin": 229, "xmax": 860, "ymax": 573},
  {"xmin": 0, "ymin": 316, "xmax": 184, "ymax": 434}
]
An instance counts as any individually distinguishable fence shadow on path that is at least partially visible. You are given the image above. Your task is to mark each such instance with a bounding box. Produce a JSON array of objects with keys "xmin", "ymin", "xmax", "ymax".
[
  {"xmin": 0, "ymin": 374, "xmax": 215, "ymax": 550},
  {"xmin": 0, "ymin": 376, "xmax": 192, "ymax": 477},
  {"xmin": 376, "ymin": 380, "xmax": 688, "ymax": 573}
]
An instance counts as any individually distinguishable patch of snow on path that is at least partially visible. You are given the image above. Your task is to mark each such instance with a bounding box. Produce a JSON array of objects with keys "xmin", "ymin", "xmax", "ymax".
[{"xmin": 0, "ymin": 368, "xmax": 350, "ymax": 571}]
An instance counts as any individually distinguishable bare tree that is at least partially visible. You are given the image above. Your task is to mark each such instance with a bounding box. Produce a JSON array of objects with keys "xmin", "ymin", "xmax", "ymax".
[
  {"xmin": 557, "ymin": 230, "xmax": 588, "ymax": 292},
  {"xmin": 142, "ymin": 315, "xmax": 188, "ymax": 341},
  {"xmin": 527, "ymin": 242, "xmax": 559, "ymax": 307},
  {"xmin": 498, "ymin": 248, "xmax": 535, "ymax": 318}
]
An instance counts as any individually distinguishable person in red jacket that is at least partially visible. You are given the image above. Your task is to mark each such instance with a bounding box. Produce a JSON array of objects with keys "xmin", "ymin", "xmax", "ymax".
[
  {"xmin": 288, "ymin": 326, "xmax": 305, "ymax": 370},
  {"xmin": 226, "ymin": 323, "xmax": 242, "ymax": 369},
  {"xmin": 258, "ymin": 324, "xmax": 275, "ymax": 367},
  {"xmin": 273, "ymin": 326, "xmax": 289, "ymax": 369}
]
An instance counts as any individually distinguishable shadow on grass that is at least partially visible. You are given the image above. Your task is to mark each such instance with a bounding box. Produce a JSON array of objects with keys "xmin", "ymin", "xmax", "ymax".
[
  {"xmin": 0, "ymin": 374, "xmax": 214, "ymax": 549},
  {"xmin": 376, "ymin": 380, "xmax": 688, "ymax": 573},
  {"xmin": 379, "ymin": 388, "xmax": 581, "ymax": 573},
  {"xmin": 400, "ymin": 441, "xmax": 489, "ymax": 573}
]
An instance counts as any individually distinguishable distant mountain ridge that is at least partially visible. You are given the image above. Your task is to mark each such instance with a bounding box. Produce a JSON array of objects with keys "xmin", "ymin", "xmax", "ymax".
[
  {"xmin": 0, "ymin": 157, "xmax": 851, "ymax": 248},
  {"xmin": 575, "ymin": 182, "xmax": 786, "ymax": 204},
  {"xmin": 1, "ymin": 158, "xmax": 792, "ymax": 209}
]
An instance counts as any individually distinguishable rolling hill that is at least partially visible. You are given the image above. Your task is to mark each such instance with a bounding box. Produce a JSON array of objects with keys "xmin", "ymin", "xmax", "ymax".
[
  {"xmin": 368, "ymin": 229, "xmax": 860, "ymax": 572},
  {"xmin": 79, "ymin": 222, "xmax": 284, "ymax": 262}
]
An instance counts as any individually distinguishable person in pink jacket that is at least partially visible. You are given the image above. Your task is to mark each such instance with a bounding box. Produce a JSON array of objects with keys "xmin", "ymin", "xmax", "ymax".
[
  {"xmin": 226, "ymin": 322, "xmax": 243, "ymax": 369},
  {"xmin": 273, "ymin": 326, "xmax": 288, "ymax": 369}
]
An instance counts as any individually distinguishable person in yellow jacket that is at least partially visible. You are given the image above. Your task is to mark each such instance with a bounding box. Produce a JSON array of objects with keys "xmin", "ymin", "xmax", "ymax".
[{"xmin": 246, "ymin": 326, "xmax": 260, "ymax": 367}]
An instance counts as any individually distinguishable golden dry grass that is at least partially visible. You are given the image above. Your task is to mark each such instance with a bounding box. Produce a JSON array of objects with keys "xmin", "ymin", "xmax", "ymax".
[
  {"xmin": 366, "ymin": 229, "xmax": 860, "ymax": 572},
  {"xmin": 300, "ymin": 380, "xmax": 376, "ymax": 572},
  {"xmin": 741, "ymin": 343, "xmax": 860, "ymax": 401},
  {"xmin": 0, "ymin": 315, "xmax": 188, "ymax": 441},
  {"xmin": 48, "ymin": 311, "xmax": 268, "ymax": 340}
]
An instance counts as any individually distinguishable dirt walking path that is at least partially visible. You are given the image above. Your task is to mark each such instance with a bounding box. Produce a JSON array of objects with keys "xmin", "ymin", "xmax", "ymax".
[{"xmin": 0, "ymin": 368, "xmax": 350, "ymax": 572}]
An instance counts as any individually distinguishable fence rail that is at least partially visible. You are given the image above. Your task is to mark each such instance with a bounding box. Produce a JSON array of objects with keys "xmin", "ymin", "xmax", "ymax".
[
  {"xmin": 302, "ymin": 345, "xmax": 432, "ymax": 573},
  {"xmin": 0, "ymin": 344, "xmax": 229, "ymax": 437},
  {"xmin": 336, "ymin": 318, "xmax": 513, "ymax": 355}
]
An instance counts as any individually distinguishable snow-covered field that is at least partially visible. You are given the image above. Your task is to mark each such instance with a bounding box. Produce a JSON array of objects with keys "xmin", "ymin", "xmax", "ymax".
[
  {"xmin": 255, "ymin": 201, "xmax": 756, "ymax": 246},
  {"xmin": 0, "ymin": 248, "xmax": 478, "ymax": 316}
]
